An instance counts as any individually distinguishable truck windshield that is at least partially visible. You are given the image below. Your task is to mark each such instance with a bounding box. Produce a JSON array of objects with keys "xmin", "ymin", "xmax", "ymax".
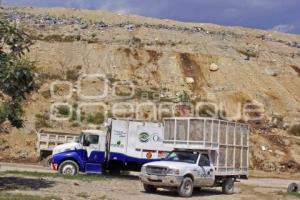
[{"xmin": 164, "ymin": 151, "xmax": 199, "ymax": 164}]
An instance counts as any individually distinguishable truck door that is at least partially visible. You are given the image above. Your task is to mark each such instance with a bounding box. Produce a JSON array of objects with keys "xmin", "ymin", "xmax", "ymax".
[
  {"xmin": 195, "ymin": 153, "xmax": 215, "ymax": 187},
  {"xmin": 83, "ymin": 134, "xmax": 105, "ymax": 163},
  {"xmin": 82, "ymin": 133, "xmax": 106, "ymax": 174}
]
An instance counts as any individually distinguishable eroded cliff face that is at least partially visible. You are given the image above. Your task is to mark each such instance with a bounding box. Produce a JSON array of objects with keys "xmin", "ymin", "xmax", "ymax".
[{"xmin": 0, "ymin": 6, "xmax": 300, "ymax": 171}]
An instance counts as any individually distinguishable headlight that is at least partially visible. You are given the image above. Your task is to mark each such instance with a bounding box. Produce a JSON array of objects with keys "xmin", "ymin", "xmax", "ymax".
[{"xmin": 167, "ymin": 168, "xmax": 180, "ymax": 175}]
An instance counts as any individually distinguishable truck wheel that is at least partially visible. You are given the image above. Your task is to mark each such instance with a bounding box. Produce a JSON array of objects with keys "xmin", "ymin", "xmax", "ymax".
[
  {"xmin": 222, "ymin": 178, "xmax": 234, "ymax": 194},
  {"xmin": 143, "ymin": 184, "xmax": 157, "ymax": 193},
  {"xmin": 178, "ymin": 177, "xmax": 194, "ymax": 197},
  {"xmin": 287, "ymin": 183, "xmax": 299, "ymax": 193},
  {"xmin": 58, "ymin": 160, "xmax": 79, "ymax": 175}
]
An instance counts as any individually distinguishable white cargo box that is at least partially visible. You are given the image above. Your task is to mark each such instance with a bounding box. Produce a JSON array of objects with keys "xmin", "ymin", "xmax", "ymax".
[{"xmin": 163, "ymin": 117, "xmax": 249, "ymax": 176}]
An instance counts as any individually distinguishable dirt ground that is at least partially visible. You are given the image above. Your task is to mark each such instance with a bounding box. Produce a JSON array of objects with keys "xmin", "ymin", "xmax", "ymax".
[{"xmin": 0, "ymin": 171, "xmax": 299, "ymax": 200}]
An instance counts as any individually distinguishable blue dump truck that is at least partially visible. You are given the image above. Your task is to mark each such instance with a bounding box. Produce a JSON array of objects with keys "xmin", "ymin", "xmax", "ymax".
[{"xmin": 51, "ymin": 119, "xmax": 170, "ymax": 175}]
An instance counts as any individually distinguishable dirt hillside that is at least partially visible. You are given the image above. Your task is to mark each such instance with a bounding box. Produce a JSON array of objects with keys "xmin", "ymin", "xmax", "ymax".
[{"xmin": 0, "ymin": 6, "xmax": 300, "ymax": 173}]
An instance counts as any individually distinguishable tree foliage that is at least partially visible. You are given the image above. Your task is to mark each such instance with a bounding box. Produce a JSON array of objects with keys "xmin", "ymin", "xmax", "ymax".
[{"xmin": 0, "ymin": 19, "xmax": 36, "ymax": 128}]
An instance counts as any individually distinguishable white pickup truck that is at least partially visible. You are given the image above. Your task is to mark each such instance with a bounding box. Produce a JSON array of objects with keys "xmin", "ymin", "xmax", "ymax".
[{"xmin": 140, "ymin": 117, "xmax": 249, "ymax": 197}]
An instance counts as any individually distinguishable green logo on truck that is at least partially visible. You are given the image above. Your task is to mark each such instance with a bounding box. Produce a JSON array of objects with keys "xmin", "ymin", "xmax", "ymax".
[{"xmin": 139, "ymin": 132, "xmax": 150, "ymax": 143}]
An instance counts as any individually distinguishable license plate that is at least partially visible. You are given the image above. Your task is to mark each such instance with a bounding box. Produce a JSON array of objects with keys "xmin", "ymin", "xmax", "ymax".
[{"xmin": 149, "ymin": 175, "xmax": 159, "ymax": 180}]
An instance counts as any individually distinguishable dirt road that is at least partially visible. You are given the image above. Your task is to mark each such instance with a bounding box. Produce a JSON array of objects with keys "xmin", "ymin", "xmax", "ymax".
[
  {"xmin": 0, "ymin": 162, "xmax": 298, "ymax": 200},
  {"xmin": 0, "ymin": 162, "xmax": 52, "ymax": 173},
  {"xmin": 0, "ymin": 173, "xmax": 297, "ymax": 200}
]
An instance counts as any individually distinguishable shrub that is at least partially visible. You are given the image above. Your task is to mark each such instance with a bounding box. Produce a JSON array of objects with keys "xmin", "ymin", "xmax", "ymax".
[
  {"xmin": 43, "ymin": 34, "xmax": 65, "ymax": 42},
  {"xmin": 43, "ymin": 34, "xmax": 80, "ymax": 42},
  {"xmin": 198, "ymin": 104, "xmax": 216, "ymax": 117},
  {"xmin": 71, "ymin": 109, "xmax": 78, "ymax": 121},
  {"xmin": 66, "ymin": 66, "xmax": 81, "ymax": 81},
  {"xmin": 71, "ymin": 122, "xmax": 80, "ymax": 127},
  {"xmin": 87, "ymin": 112, "xmax": 105, "ymax": 125},
  {"xmin": 178, "ymin": 91, "xmax": 191, "ymax": 103},
  {"xmin": 289, "ymin": 124, "xmax": 300, "ymax": 136},
  {"xmin": 5, "ymin": 99, "xmax": 25, "ymax": 128},
  {"xmin": 237, "ymin": 49, "xmax": 258, "ymax": 60},
  {"xmin": 35, "ymin": 113, "xmax": 51, "ymax": 128},
  {"xmin": 56, "ymin": 105, "xmax": 70, "ymax": 116},
  {"xmin": 40, "ymin": 89, "xmax": 51, "ymax": 99},
  {"xmin": 131, "ymin": 36, "xmax": 142, "ymax": 47},
  {"xmin": 0, "ymin": 105, "xmax": 7, "ymax": 125},
  {"xmin": 0, "ymin": 138, "xmax": 7, "ymax": 146}
]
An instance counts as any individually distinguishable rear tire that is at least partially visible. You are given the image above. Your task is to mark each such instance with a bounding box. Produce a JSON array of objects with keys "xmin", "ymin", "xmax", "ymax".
[
  {"xmin": 178, "ymin": 177, "xmax": 194, "ymax": 197},
  {"xmin": 287, "ymin": 183, "xmax": 299, "ymax": 193},
  {"xmin": 58, "ymin": 160, "xmax": 79, "ymax": 176},
  {"xmin": 143, "ymin": 184, "xmax": 157, "ymax": 193},
  {"xmin": 222, "ymin": 178, "xmax": 234, "ymax": 194}
]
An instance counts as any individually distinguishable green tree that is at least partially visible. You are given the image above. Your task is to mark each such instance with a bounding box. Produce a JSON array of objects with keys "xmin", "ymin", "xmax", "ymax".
[{"xmin": 0, "ymin": 19, "xmax": 36, "ymax": 128}]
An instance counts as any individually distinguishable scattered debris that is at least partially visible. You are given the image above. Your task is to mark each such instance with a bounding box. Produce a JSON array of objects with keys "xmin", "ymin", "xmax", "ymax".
[
  {"xmin": 290, "ymin": 65, "xmax": 300, "ymax": 77},
  {"xmin": 94, "ymin": 21, "xmax": 108, "ymax": 29},
  {"xmin": 261, "ymin": 145, "xmax": 268, "ymax": 151},
  {"xmin": 185, "ymin": 77, "xmax": 195, "ymax": 84},
  {"xmin": 2, "ymin": 9, "xmax": 243, "ymax": 38},
  {"xmin": 209, "ymin": 63, "xmax": 219, "ymax": 71},
  {"xmin": 265, "ymin": 67, "xmax": 279, "ymax": 76},
  {"xmin": 270, "ymin": 113, "xmax": 284, "ymax": 128},
  {"xmin": 80, "ymin": 23, "xmax": 88, "ymax": 29},
  {"xmin": 262, "ymin": 161, "xmax": 276, "ymax": 172},
  {"xmin": 125, "ymin": 24, "xmax": 135, "ymax": 31},
  {"xmin": 238, "ymin": 48, "xmax": 259, "ymax": 60}
]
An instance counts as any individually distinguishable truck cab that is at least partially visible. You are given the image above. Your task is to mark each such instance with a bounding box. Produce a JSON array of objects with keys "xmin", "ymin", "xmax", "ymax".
[
  {"xmin": 140, "ymin": 150, "xmax": 234, "ymax": 197},
  {"xmin": 51, "ymin": 130, "xmax": 106, "ymax": 175}
]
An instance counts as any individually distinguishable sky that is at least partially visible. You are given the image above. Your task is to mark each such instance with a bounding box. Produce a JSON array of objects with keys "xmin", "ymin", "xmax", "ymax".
[{"xmin": 3, "ymin": 0, "xmax": 300, "ymax": 34}]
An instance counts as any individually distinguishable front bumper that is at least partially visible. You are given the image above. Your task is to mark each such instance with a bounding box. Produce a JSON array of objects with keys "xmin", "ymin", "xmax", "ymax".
[
  {"xmin": 51, "ymin": 162, "xmax": 58, "ymax": 171},
  {"xmin": 140, "ymin": 173, "xmax": 183, "ymax": 187}
]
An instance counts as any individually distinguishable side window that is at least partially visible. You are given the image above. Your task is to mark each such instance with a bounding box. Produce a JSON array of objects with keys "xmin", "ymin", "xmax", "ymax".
[
  {"xmin": 198, "ymin": 154, "xmax": 210, "ymax": 166},
  {"xmin": 88, "ymin": 135, "xmax": 99, "ymax": 145},
  {"xmin": 83, "ymin": 134, "xmax": 99, "ymax": 146}
]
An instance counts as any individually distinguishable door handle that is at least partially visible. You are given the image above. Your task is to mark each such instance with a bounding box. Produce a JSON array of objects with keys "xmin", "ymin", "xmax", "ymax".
[{"xmin": 207, "ymin": 169, "xmax": 213, "ymax": 175}]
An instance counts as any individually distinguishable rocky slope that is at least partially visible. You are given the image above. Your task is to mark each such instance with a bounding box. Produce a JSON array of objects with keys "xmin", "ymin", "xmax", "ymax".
[{"xmin": 0, "ymin": 6, "xmax": 300, "ymax": 172}]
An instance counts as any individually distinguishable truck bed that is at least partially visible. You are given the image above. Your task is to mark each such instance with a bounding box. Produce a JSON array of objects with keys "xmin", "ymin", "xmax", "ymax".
[
  {"xmin": 37, "ymin": 129, "xmax": 80, "ymax": 152},
  {"xmin": 163, "ymin": 117, "xmax": 249, "ymax": 176}
]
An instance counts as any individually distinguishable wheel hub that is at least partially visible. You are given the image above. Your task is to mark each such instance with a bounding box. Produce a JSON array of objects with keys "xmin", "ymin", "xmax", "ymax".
[
  {"xmin": 63, "ymin": 164, "xmax": 75, "ymax": 175},
  {"xmin": 184, "ymin": 181, "xmax": 192, "ymax": 193}
]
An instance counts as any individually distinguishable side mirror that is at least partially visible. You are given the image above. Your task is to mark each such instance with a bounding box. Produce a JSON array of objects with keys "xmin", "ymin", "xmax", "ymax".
[{"xmin": 83, "ymin": 140, "xmax": 90, "ymax": 147}]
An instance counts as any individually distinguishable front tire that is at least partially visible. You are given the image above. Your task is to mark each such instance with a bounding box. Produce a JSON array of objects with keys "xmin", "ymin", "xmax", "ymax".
[
  {"xmin": 178, "ymin": 177, "xmax": 194, "ymax": 197},
  {"xmin": 143, "ymin": 184, "xmax": 157, "ymax": 193},
  {"xmin": 58, "ymin": 160, "xmax": 79, "ymax": 175},
  {"xmin": 222, "ymin": 178, "xmax": 234, "ymax": 194}
]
